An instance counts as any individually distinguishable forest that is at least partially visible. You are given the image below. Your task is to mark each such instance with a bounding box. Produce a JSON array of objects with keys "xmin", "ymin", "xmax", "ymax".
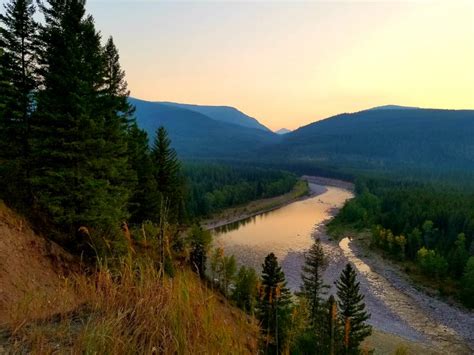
[
  {"xmin": 184, "ymin": 162, "xmax": 298, "ymax": 218},
  {"xmin": 329, "ymin": 179, "xmax": 474, "ymax": 308}
]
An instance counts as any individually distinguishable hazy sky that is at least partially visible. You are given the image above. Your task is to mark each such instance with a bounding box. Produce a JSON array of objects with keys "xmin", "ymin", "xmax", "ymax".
[{"xmin": 9, "ymin": 0, "xmax": 474, "ymax": 130}]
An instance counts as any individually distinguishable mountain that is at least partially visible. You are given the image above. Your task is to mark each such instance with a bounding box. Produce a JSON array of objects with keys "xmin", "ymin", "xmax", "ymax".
[
  {"xmin": 265, "ymin": 107, "xmax": 474, "ymax": 178},
  {"xmin": 275, "ymin": 128, "xmax": 291, "ymax": 135},
  {"xmin": 154, "ymin": 101, "xmax": 270, "ymax": 132},
  {"xmin": 130, "ymin": 98, "xmax": 279, "ymax": 158}
]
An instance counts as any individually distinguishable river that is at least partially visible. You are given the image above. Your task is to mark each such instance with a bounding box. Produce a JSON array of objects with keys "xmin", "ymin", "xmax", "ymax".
[
  {"xmin": 212, "ymin": 181, "xmax": 474, "ymax": 354},
  {"xmin": 213, "ymin": 183, "xmax": 352, "ymax": 290}
]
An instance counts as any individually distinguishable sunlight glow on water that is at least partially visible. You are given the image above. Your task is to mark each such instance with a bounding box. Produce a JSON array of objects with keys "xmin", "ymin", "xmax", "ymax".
[{"xmin": 212, "ymin": 184, "xmax": 353, "ymax": 289}]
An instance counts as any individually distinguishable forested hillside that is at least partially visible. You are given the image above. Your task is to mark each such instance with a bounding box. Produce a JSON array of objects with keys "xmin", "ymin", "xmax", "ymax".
[
  {"xmin": 329, "ymin": 179, "xmax": 474, "ymax": 308},
  {"xmin": 184, "ymin": 163, "xmax": 297, "ymax": 217},
  {"xmin": 265, "ymin": 108, "xmax": 474, "ymax": 180},
  {"xmin": 131, "ymin": 98, "xmax": 279, "ymax": 158},
  {"xmin": 159, "ymin": 101, "xmax": 270, "ymax": 131}
]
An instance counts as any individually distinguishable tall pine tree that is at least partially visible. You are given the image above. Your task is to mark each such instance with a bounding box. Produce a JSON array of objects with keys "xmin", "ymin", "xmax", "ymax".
[
  {"xmin": 336, "ymin": 263, "xmax": 372, "ymax": 354},
  {"xmin": 151, "ymin": 126, "xmax": 184, "ymax": 222},
  {"xmin": 126, "ymin": 122, "xmax": 159, "ymax": 223},
  {"xmin": 0, "ymin": 0, "xmax": 37, "ymax": 201},
  {"xmin": 30, "ymin": 0, "xmax": 129, "ymax": 242},
  {"xmin": 300, "ymin": 238, "xmax": 329, "ymax": 349},
  {"xmin": 257, "ymin": 252, "xmax": 293, "ymax": 354}
]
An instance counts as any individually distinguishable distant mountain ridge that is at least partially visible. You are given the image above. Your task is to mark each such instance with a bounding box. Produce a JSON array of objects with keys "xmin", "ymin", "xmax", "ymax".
[
  {"xmin": 130, "ymin": 97, "xmax": 474, "ymax": 179},
  {"xmin": 270, "ymin": 107, "xmax": 474, "ymax": 177},
  {"xmin": 129, "ymin": 98, "xmax": 279, "ymax": 158},
  {"xmin": 142, "ymin": 100, "xmax": 270, "ymax": 132}
]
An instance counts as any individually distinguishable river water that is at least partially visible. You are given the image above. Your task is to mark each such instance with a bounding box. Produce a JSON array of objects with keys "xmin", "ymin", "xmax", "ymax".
[
  {"xmin": 212, "ymin": 182, "xmax": 474, "ymax": 353},
  {"xmin": 212, "ymin": 183, "xmax": 353, "ymax": 290}
]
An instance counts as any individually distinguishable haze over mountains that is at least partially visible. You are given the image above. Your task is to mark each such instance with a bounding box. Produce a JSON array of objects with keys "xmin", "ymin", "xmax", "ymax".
[{"xmin": 131, "ymin": 98, "xmax": 474, "ymax": 178}]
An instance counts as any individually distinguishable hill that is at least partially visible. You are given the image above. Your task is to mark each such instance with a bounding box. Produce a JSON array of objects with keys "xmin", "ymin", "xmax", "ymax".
[
  {"xmin": 130, "ymin": 98, "xmax": 279, "ymax": 158},
  {"xmin": 266, "ymin": 107, "xmax": 474, "ymax": 179},
  {"xmin": 0, "ymin": 202, "xmax": 258, "ymax": 353},
  {"xmin": 0, "ymin": 201, "xmax": 78, "ymax": 325},
  {"xmin": 159, "ymin": 101, "xmax": 270, "ymax": 131}
]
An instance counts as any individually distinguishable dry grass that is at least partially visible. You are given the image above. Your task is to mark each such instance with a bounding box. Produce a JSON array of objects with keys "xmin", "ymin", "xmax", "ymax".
[{"xmin": 4, "ymin": 259, "xmax": 258, "ymax": 354}]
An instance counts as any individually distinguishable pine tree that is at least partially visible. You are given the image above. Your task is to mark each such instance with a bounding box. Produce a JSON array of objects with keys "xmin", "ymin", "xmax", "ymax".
[
  {"xmin": 30, "ymin": 0, "xmax": 128, "ymax": 242},
  {"xmin": 126, "ymin": 122, "xmax": 159, "ymax": 223},
  {"xmin": 300, "ymin": 238, "xmax": 329, "ymax": 349},
  {"xmin": 257, "ymin": 252, "xmax": 293, "ymax": 354},
  {"xmin": 336, "ymin": 263, "xmax": 372, "ymax": 354},
  {"xmin": 151, "ymin": 126, "xmax": 184, "ymax": 222},
  {"xmin": 0, "ymin": 0, "xmax": 37, "ymax": 201}
]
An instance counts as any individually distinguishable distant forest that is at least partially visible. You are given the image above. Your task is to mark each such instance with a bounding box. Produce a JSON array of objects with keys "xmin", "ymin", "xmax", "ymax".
[{"xmin": 329, "ymin": 179, "xmax": 474, "ymax": 308}]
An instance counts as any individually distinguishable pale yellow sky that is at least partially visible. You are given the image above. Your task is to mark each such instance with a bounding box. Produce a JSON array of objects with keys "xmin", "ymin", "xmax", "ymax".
[{"xmin": 86, "ymin": 1, "xmax": 474, "ymax": 130}]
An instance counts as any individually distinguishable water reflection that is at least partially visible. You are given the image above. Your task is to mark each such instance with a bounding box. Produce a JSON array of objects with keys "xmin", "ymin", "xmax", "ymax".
[{"xmin": 212, "ymin": 184, "xmax": 353, "ymax": 290}]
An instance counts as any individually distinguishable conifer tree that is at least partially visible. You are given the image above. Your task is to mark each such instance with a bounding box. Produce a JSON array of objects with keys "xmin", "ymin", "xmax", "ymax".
[
  {"xmin": 300, "ymin": 238, "xmax": 329, "ymax": 349},
  {"xmin": 151, "ymin": 126, "xmax": 184, "ymax": 222},
  {"xmin": 0, "ymin": 0, "xmax": 37, "ymax": 200},
  {"xmin": 126, "ymin": 122, "xmax": 160, "ymax": 223},
  {"xmin": 257, "ymin": 252, "xmax": 293, "ymax": 354},
  {"xmin": 300, "ymin": 238, "xmax": 329, "ymax": 324},
  {"xmin": 30, "ymin": 0, "xmax": 128, "ymax": 240},
  {"xmin": 336, "ymin": 263, "xmax": 372, "ymax": 354}
]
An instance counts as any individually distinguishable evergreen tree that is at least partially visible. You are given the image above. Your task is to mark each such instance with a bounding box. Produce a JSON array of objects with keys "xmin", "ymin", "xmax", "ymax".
[
  {"xmin": 0, "ymin": 0, "xmax": 37, "ymax": 201},
  {"xmin": 126, "ymin": 122, "xmax": 159, "ymax": 223},
  {"xmin": 257, "ymin": 252, "xmax": 293, "ymax": 354},
  {"xmin": 299, "ymin": 238, "xmax": 329, "ymax": 349},
  {"xmin": 336, "ymin": 263, "xmax": 372, "ymax": 354},
  {"xmin": 30, "ymin": 0, "xmax": 128, "ymax": 241},
  {"xmin": 151, "ymin": 126, "xmax": 184, "ymax": 222},
  {"xmin": 460, "ymin": 256, "xmax": 474, "ymax": 309},
  {"xmin": 448, "ymin": 233, "xmax": 469, "ymax": 278}
]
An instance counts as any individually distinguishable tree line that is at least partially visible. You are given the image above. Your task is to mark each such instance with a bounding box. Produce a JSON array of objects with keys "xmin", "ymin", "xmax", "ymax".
[
  {"xmin": 184, "ymin": 162, "xmax": 297, "ymax": 218},
  {"xmin": 329, "ymin": 178, "xmax": 474, "ymax": 308}
]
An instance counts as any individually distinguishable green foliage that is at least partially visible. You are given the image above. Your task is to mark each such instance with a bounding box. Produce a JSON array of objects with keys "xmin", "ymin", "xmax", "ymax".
[
  {"xmin": 257, "ymin": 253, "xmax": 293, "ymax": 354},
  {"xmin": 448, "ymin": 233, "xmax": 469, "ymax": 278},
  {"xmin": 416, "ymin": 247, "xmax": 448, "ymax": 279},
  {"xmin": 299, "ymin": 238, "xmax": 329, "ymax": 349},
  {"xmin": 208, "ymin": 247, "xmax": 237, "ymax": 296},
  {"xmin": 460, "ymin": 257, "xmax": 474, "ymax": 309},
  {"xmin": 0, "ymin": 0, "xmax": 37, "ymax": 203},
  {"xmin": 151, "ymin": 126, "xmax": 185, "ymax": 222},
  {"xmin": 233, "ymin": 265, "xmax": 259, "ymax": 314},
  {"xmin": 188, "ymin": 225, "xmax": 212, "ymax": 278},
  {"xmin": 28, "ymin": 0, "xmax": 131, "ymax": 242},
  {"xmin": 331, "ymin": 178, "xmax": 474, "ymax": 306},
  {"xmin": 336, "ymin": 263, "xmax": 372, "ymax": 354},
  {"xmin": 184, "ymin": 162, "xmax": 297, "ymax": 218}
]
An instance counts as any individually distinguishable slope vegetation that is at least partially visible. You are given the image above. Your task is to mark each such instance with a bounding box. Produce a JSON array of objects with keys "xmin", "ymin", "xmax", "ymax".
[
  {"xmin": 270, "ymin": 108, "xmax": 474, "ymax": 178},
  {"xmin": 0, "ymin": 202, "xmax": 258, "ymax": 354},
  {"xmin": 131, "ymin": 98, "xmax": 279, "ymax": 158},
  {"xmin": 0, "ymin": 202, "xmax": 78, "ymax": 325}
]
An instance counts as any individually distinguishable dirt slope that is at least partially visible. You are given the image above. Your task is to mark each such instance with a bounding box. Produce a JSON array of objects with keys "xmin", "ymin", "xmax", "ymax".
[{"xmin": 0, "ymin": 201, "xmax": 78, "ymax": 324}]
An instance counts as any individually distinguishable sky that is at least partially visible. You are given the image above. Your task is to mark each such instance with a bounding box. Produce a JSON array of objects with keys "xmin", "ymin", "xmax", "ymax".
[{"xmin": 9, "ymin": 0, "xmax": 474, "ymax": 130}]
